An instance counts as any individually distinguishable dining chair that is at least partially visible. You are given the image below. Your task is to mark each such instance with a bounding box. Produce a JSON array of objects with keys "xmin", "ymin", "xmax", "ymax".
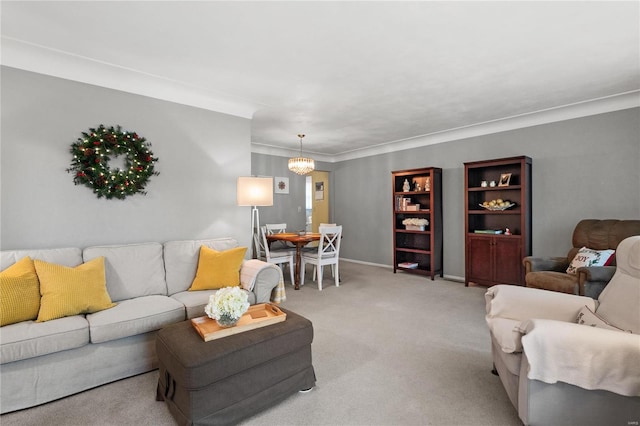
[
  {"xmin": 300, "ymin": 225, "xmax": 342, "ymax": 290},
  {"xmin": 265, "ymin": 223, "xmax": 295, "ymax": 251},
  {"xmin": 315, "ymin": 223, "xmax": 339, "ymax": 271},
  {"xmin": 301, "ymin": 223, "xmax": 338, "ymax": 252},
  {"xmin": 260, "ymin": 226, "xmax": 295, "ymax": 284}
]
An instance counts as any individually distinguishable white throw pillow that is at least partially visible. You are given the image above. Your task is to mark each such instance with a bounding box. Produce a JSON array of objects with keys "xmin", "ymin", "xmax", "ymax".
[
  {"xmin": 576, "ymin": 305, "xmax": 631, "ymax": 333},
  {"xmin": 566, "ymin": 247, "xmax": 615, "ymax": 275}
]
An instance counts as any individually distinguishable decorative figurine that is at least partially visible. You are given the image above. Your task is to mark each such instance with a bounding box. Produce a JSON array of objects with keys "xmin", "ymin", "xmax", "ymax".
[
  {"xmin": 403, "ymin": 179, "xmax": 411, "ymax": 192},
  {"xmin": 481, "ymin": 180, "xmax": 488, "ymax": 187},
  {"xmin": 415, "ymin": 182, "xmax": 421, "ymax": 191},
  {"xmin": 489, "ymin": 180, "xmax": 497, "ymax": 187},
  {"xmin": 505, "ymin": 227, "xmax": 512, "ymax": 235},
  {"xmin": 424, "ymin": 177, "xmax": 431, "ymax": 191}
]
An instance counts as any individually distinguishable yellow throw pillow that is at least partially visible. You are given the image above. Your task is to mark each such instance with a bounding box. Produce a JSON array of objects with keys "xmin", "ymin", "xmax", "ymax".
[
  {"xmin": 0, "ymin": 256, "xmax": 41, "ymax": 326},
  {"xmin": 34, "ymin": 257, "xmax": 116, "ymax": 322},
  {"xmin": 189, "ymin": 246, "xmax": 247, "ymax": 291}
]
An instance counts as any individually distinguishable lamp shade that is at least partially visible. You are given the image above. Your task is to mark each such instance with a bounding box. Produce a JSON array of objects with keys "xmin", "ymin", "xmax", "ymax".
[{"xmin": 237, "ymin": 177, "xmax": 273, "ymax": 206}]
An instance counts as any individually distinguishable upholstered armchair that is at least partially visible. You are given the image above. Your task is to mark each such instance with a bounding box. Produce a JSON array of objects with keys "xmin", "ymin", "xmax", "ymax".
[
  {"xmin": 486, "ymin": 236, "xmax": 640, "ymax": 426},
  {"xmin": 523, "ymin": 219, "xmax": 640, "ymax": 298}
]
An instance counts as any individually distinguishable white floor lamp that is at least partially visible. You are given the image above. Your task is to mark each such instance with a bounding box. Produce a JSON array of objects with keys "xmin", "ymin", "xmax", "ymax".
[{"xmin": 237, "ymin": 176, "xmax": 273, "ymax": 258}]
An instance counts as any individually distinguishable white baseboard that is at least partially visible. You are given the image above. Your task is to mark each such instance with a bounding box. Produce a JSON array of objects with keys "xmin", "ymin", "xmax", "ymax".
[
  {"xmin": 340, "ymin": 258, "xmax": 393, "ymax": 269},
  {"xmin": 340, "ymin": 258, "xmax": 466, "ymax": 283}
]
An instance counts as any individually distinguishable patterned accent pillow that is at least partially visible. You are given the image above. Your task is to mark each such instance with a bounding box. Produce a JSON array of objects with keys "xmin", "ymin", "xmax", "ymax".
[
  {"xmin": 566, "ymin": 247, "xmax": 615, "ymax": 275},
  {"xmin": 576, "ymin": 305, "xmax": 631, "ymax": 333}
]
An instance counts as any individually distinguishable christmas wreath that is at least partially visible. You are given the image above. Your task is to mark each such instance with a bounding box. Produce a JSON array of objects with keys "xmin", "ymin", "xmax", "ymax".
[{"xmin": 67, "ymin": 125, "xmax": 159, "ymax": 199}]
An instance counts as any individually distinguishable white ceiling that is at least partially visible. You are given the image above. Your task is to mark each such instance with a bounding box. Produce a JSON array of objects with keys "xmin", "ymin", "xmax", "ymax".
[{"xmin": 2, "ymin": 1, "xmax": 639, "ymax": 162}]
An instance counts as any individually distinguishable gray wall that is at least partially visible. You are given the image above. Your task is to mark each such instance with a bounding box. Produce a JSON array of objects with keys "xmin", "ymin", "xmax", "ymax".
[
  {"xmin": 253, "ymin": 108, "xmax": 640, "ymax": 279},
  {"xmin": 251, "ymin": 153, "xmax": 335, "ymax": 232},
  {"xmin": 3, "ymin": 67, "xmax": 638, "ymax": 276},
  {"xmin": 1, "ymin": 67, "xmax": 253, "ymax": 250}
]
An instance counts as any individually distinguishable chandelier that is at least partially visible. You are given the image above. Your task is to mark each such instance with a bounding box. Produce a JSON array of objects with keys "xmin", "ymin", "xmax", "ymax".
[{"xmin": 288, "ymin": 134, "xmax": 315, "ymax": 175}]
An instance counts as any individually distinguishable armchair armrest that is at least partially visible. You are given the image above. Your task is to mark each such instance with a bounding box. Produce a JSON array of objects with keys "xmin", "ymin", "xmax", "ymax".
[
  {"xmin": 577, "ymin": 265, "xmax": 616, "ymax": 298},
  {"xmin": 521, "ymin": 319, "xmax": 640, "ymax": 397},
  {"xmin": 485, "ymin": 285, "xmax": 596, "ymax": 322},
  {"xmin": 523, "ymin": 256, "xmax": 569, "ymax": 274}
]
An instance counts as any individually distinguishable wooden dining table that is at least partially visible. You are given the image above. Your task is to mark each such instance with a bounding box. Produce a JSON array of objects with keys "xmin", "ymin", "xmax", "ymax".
[{"xmin": 266, "ymin": 232, "xmax": 321, "ymax": 290}]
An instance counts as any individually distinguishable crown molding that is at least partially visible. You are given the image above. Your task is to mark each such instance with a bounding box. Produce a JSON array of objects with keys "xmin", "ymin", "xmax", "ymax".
[
  {"xmin": 3, "ymin": 37, "xmax": 637, "ymax": 162},
  {"xmin": 334, "ymin": 91, "xmax": 640, "ymax": 162},
  {"xmin": 253, "ymin": 91, "xmax": 639, "ymax": 162},
  {"xmin": 250, "ymin": 144, "xmax": 337, "ymax": 164},
  {"xmin": 1, "ymin": 36, "xmax": 259, "ymax": 119}
]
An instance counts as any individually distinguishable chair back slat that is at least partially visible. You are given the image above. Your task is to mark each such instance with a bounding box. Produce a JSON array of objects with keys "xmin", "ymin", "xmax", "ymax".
[
  {"xmin": 265, "ymin": 223, "xmax": 288, "ymax": 235},
  {"xmin": 318, "ymin": 225, "xmax": 342, "ymax": 257}
]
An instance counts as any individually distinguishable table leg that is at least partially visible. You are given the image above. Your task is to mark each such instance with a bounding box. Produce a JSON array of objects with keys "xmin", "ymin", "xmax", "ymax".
[{"xmin": 294, "ymin": 243, "xmax": 303, "ymax": 290}]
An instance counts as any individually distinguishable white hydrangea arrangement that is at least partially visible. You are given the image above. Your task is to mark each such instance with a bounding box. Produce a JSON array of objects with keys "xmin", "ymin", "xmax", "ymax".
[
  {"xmin": 402, "ymin": 218, "xmax": 429, "ymax": 226},
  {"xmin": 204, "ymin": 286, "xmax": 250, "ymax": 326}
]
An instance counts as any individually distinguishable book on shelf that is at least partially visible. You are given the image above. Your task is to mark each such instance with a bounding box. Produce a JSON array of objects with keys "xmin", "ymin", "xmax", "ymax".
[
  {"xmin": 474, "ymin": 229, "xmax": 504, "ymax": 234},
  {"xmin": 398, "ymin": 262, "xmax": 419, "ymax": 269}
]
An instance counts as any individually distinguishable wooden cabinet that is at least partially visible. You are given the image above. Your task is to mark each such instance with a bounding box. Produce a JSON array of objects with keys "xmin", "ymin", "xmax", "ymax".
[
  {"xmin": 392, "ymin": 167, "xmax": 443, "ymax": 279},
  {"xmin": 464, "ymin": 156, "xmax": 532, "ymax": 286}
]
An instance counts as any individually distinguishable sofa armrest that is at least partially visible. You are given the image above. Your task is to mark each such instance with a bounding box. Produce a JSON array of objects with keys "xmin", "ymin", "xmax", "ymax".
[
  {"xmin": 240, "ymin": 260, "xmax": 281, "ymax": 303},
  {"xmin": 521, "ymin": 319, "xmax": 640, "ymax": 397},
  {"xmin": 577, "ymin": 266, "xmax": 616, "ymax": 298},
  {"xmin": 485, "ymin": 285, "xmax": 596, "ymax": 322},
  {"xmin": 523, "ymin": 256, "xmax": 569, "ymax": 274}
]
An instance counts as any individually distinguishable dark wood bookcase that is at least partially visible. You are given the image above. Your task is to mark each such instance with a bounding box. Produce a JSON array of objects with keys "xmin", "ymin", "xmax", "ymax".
[
  {"xmin": 464, "ymin": 156, "xmax": 532, "ymax": 287},
  {"xmin": 392, "ymin": 167, "xmax": 443, "ymax": 279}
]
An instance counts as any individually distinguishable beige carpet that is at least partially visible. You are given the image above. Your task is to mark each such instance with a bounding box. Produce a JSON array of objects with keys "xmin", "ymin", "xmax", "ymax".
[{"xmin": 1, "ymin": 262, "xmax": 521, "ymax": 425}]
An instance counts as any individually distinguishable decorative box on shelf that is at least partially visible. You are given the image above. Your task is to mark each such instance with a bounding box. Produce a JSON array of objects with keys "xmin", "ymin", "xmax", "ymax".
[
  {"xmin": 405, "ymin": 204, "xmax": 420, "ymax": 211},
  {"xmin": 405, "ymin": 225, "xmax": 425, "ymax": 231}
]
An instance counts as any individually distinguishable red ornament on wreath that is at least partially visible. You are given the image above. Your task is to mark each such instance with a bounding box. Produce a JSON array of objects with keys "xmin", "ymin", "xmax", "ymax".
[{"xmin": 66, "ymin": 124, "xmax": 159, "ymax": 200}]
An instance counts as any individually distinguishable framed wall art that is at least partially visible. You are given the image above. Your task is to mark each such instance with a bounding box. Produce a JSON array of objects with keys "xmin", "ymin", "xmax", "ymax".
[{"xmin": 274, "ymin": 177, "xmax": 289, "ymax": 194}]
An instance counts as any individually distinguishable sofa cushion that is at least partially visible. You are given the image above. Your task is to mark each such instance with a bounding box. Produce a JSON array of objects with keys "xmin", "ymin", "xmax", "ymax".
[
  {"xmin": 172, "ymin": 289, "xmax": 256, "ymax": 320},
  {"xmin": 0, "ymin": 256, "xmax": 41, "ymax": 326},
  {"xmin": 0, "ymin": 316, "xmax": 89, "ymax": 364},
  {"xmin": 566, "ymin": 247, "xmax": 615, "ymax": 275},
  {"xmin": 163, "ymin": 238, "xmax": 239, "ymax": 296},
  {"xmin": 86, "ymin": 295, "xmax": 185, "ymax": 343},
  {"xmin": 34, "ymin": 257, "xmax": 116, "ymax": 322},
  {"xmin": 1, "ymin": 247, "xmax": 83, "ymax": 271},
  {"xmin": 83, "ymin": 242, "xmax": 167, "ymax": 302},
  {"xmin": 189, "ymin": 246, "xmax": 247, "ymax": 291}
]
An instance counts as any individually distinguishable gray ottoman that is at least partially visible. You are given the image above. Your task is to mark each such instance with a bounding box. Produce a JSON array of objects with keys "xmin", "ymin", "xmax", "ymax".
[{"xmin": 156, "ymin": 307, "xmax": 315, "ymax": 426}]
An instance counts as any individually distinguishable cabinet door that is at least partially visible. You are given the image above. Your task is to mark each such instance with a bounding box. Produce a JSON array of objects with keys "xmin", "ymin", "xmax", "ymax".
[
  {"xmin": 494, "ymin": 237, "xmax": 522, "ymax": 285},
  {"xmin": 466, "ymin": 236, "xmax": 493, "ymax": 284}
]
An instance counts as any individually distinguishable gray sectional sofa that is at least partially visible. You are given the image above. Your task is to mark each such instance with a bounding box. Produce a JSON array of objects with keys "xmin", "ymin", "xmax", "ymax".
[{"xmin": 0, "ymin": 237, "xmax": 281, "ymax": 414}]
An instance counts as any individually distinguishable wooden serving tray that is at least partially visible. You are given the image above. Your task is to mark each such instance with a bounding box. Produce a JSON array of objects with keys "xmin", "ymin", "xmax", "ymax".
[{"xmin": 191, "ymin": 303, "xmax": 286, "ymax": 342}]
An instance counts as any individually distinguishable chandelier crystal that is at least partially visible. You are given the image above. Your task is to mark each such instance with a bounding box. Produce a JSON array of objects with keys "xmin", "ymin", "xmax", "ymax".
[{"xmin": 288, "ymin": 134, "xmax": 315, "ymax": 175}]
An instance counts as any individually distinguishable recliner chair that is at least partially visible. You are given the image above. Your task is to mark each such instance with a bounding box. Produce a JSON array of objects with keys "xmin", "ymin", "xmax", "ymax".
[
  {"xmin": 523, "ymin": 219, "xmax": 640, "ymax": 298},
  {"xmin": 486, "ymin": 235, "xmax": 640, "ymax": 426}
]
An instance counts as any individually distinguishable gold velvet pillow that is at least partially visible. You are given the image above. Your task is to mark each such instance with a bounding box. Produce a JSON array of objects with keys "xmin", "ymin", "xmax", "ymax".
[
  {"xmin": 34, "ymin": 257, "xmax": 116, "ymax": 322},
  {"xmin": 0, "ymin": 256, "xmax": 41, "ymax": 326},
  {"xmin": 189, "ymin": 246, "xmax": 247, "ymax": 291}
]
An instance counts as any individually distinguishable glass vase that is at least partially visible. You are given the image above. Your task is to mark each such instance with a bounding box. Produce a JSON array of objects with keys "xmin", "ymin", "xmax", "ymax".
[{"xmin": 216, "ymin": 314, "xmax": 240, "ymax": 328}]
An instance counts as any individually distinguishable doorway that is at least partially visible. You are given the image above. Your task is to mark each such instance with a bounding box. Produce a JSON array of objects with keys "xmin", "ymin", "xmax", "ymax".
[{"xmin": 305, "ymin": 171, "xmax": 329, "ymax": 232}]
